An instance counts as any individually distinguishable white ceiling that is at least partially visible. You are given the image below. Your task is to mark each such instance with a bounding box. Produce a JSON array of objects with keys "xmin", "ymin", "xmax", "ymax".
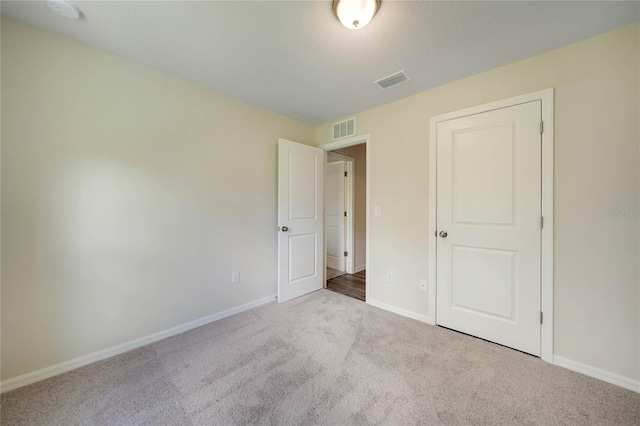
[{"xmin": 2, "ymin": 1, "xmax": 639, "ymax": 125}]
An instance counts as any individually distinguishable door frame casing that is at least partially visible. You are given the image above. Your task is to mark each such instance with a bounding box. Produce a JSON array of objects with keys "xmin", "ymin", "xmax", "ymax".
[
  {"xmin": 320, "ymin": 134, "xmax": 370, "ymax": 301},
  {"xmin": 428, "ymin": 88, "xmax": 554, "ymax": 362},
  {"xmin": 326, "ymin": 152, "xmax": 356, "ymax": 274}
]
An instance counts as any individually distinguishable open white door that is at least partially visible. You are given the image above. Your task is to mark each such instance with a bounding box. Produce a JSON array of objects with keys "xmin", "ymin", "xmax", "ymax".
[
  {"xmin": 326, "ymin": 161, "xmax": 346, "ymax": 271},
  {"xmin": 277, "ymin": 139, "xmax": 324, "ymax": 303}
]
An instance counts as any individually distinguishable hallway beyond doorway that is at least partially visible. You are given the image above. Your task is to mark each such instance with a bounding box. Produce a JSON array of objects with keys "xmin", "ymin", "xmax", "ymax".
[{"xmin": 327, "ymin": 270, "xmax": 365, "ymax": 301}]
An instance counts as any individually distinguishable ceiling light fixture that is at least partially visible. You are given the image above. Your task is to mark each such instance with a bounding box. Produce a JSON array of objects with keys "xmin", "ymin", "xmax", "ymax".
[
  {"xmin": 47, "ymin": 1, "xmax": 82, "ymax": 20},
  {"xmin": 333, "ymin": 0, "xmax": 381, "ymax": 30}
]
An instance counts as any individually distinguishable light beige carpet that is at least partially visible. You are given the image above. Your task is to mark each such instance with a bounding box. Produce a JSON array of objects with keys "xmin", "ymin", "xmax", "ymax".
[{"xmin": 2, "ymin": 290, "xmax": 639, "ymax": 425}]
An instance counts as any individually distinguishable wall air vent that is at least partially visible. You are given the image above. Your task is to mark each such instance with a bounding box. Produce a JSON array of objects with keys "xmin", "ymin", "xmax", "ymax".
[
  {"xmin": 332, "ymin": 117, "xmax": 356, "ymax": 141},
  {"xmin": 375, "ymin": 70, "xmax": 410, "ymax": 89}
]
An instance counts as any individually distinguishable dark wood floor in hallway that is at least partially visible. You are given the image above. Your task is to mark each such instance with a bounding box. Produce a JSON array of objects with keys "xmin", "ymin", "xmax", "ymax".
[{"xmin": 326, "ymin": 270, "xmax": 366, "ymax": 301}]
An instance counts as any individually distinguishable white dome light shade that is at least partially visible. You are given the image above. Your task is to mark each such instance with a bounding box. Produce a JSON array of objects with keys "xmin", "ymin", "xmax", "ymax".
[
  {"xmin": 333, "ymin": 0, "xmax": 381, "ymax": 30},
  {"xmin": 47, "ymin": 1, "xmax": 82, "ymax": 19}
]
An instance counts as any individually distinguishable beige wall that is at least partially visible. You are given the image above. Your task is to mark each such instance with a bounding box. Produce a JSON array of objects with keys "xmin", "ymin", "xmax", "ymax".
[
  {"xmin": 316, "ymin": 23, "xmax": 640, "ymax": 382},
  {"xmin": 0, "ymin": 18, "xmax": 315, "ymax": 381},
  {"xmin": 346, "ymin": 144, "xmax": 366, "ymax": 270}
]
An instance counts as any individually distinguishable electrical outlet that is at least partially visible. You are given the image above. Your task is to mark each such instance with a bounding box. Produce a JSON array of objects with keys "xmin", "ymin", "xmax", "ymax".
[
  {"xmin": 419, "ymin": 279, "xmax": 427, "ymax": 292},
  {"xmin": 386, "ymin": 270, "xmax": 393, "ymax": 282},
  {"xmin": 231, "ymin": 270, "xmax": 240, "ymax": 284},
  {"xmin": 374, "ymin": 206, "xmax": 382, "ymax": 217}
]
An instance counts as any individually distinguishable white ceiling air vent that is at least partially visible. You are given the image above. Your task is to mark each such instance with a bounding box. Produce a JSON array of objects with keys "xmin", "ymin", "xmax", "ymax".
[
  {"xmin": 375, "ymin": 70, "xmax": 410, "ymax": 89},
  {"xmin": 332, "ymin": 117, "xmax": 356, "ymax": 141}
]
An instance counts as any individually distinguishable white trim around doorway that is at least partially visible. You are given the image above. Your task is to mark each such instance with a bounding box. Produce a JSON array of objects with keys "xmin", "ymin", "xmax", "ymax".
[
  {"xmin": 320, "ymin": 134, "xmax": 370, "ymax": 302},
  {"xmin": 428, "ymin": 88, "xmax": 554, "ymax": 363}
]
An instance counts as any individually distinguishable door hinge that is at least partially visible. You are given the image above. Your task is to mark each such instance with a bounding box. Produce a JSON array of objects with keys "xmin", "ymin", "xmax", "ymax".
[
  {"xmin": 344, "ymin": 171, "xmax": 348, "ymax": 177},
  {"xmin": 540, "ymin": 311, "xmax": 543, "ymax": 324},
  {"xmin": 541, "ymin": 216, "xmax": 544, "ymax": 229},
  {"xmin": 344, "ymin": 211, "xmax": 347, "ymax": 217},
  {"xmin": 540, "ymin": 121, "xmax": 544, "ymax": 134},
  {"xmin": 344, "ymin": 251, "xmax": 348, "ymax": 257}
]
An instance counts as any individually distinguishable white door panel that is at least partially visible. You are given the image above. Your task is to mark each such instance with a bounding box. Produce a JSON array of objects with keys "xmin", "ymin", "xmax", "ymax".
[
  {"xmin": 326, "ymin": 161, "xmax": 345, "ymax": 271},
  {"xmin": 453, "ymin": 124, "xmax": 514, "ymax": 225},
  {"xmin": 278, "ymin": 139, "xmax": 324, "ymax": 303},
  {"xmin": 436, "ymin": 101, "xmax": 541, "ymax": 356},
  {"xmin": 452, "ymin": 246, "xmax": 516, "ymax": 319},
  {"xmin": 288, "ymin": 152, "xmax": 318, "ymax": 219}
]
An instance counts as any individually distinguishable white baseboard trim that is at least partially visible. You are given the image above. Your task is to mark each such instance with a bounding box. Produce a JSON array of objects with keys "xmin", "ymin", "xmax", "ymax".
[
  {"xmin": 353, "ymin": 264, "xmax": 366, "ymax": 273},
  {"xmin": 367, "ymin": 299, "xmax": 432, "ymax": 324},
  {"xmin": 1, "ymin": 294, "xmax": 277, "ymax": 394},
  {"xmin": 553, "ymin": 355, "xmax": 640, "ymax": 393}
]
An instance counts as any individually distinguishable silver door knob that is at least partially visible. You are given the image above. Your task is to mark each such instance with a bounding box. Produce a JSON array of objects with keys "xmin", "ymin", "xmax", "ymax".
[
  {"xmin": 439, "ymin": 231, "xmax": 448, "ymax": 238},
  {"xmin": 281, "ymin": 226, "xmax": 289, "ymax": 232}
]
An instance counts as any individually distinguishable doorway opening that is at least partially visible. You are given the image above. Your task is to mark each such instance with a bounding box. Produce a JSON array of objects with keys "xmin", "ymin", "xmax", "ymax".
[
  {"xmin": 321, "ymin": 136, "xmax": 369, "ymax": 302},
  {"xmin": 276, "ymin": 135, "xmax": 368, "ymax": 305}
]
